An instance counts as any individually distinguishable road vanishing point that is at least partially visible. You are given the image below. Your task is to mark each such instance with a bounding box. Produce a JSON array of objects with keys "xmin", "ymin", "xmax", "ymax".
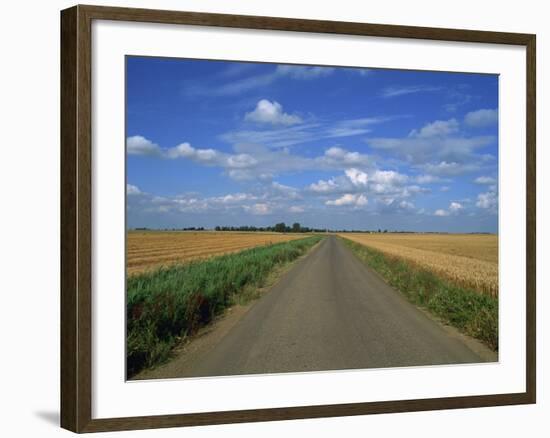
[{"xmin": 137, "ymin": 235, "xmax": 496, "ymax": 380}]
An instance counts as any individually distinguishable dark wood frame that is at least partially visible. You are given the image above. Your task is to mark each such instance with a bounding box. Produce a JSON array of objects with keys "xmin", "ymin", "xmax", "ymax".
[{"xmin": 61, "ymin": 4, "xmax": 536, "ymax": 433}]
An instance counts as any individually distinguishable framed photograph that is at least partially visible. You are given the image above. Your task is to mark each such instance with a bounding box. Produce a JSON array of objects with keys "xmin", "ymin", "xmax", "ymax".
[{"xmin": 60, "ymin": 4, "xmax": 536, "ymax": 433}]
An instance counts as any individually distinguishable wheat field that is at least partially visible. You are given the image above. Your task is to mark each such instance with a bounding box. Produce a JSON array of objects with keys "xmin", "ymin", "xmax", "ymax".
[
  {"xmin": 127, "ymin": 231, "xmax": 308, "ymax": 276},
  {"xmin": 339, "ymin": 233, "xmax": 498, "ymax": 296}
]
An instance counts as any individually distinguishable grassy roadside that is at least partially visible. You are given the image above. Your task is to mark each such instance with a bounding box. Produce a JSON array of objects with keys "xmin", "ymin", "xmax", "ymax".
[
  {"xmin": 127, "ymin": 235, "xmax": 323, "ymax": 376},
  {"xmin": 341, "ymin": 237, "xmax": 498, "ymax": 351}
]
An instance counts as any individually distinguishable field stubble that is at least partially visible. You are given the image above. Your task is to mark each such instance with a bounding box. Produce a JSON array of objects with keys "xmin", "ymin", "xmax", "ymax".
[
  {"xmin": 127, "ymin": 231, "xmax": 308, "ymax": 276},
  {"xmin": 339, "ymin": 233, "xmax": 498, "ymax": 297}
]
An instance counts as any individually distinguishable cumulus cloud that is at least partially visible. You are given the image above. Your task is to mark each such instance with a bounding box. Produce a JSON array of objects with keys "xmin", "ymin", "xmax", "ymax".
[
  {"xmin": 345, "ymin": 168, "xmax": 368, "ymax": 186},
  {"xmin": 476, "ymin": 188, "xmax": 498, "ymax": 212},
  {"xmin": 371, "ymin": 170, "xmax": 408, "ymax": 186},
  {"xmin": 326, "ymin": 193, "xmax": 368, "ymax": 207},
  {"xmin": 474, "ymin": 176, "xmax": 496, "ymax": 185},
  {"xmin": 320, "ymin": 147, "xmax": 371, "ymax": 168},
  {"xmin": 399, "ymin": 200, "xmax": 415, "ymax": 210},
  {"xmin": 214, "ymin": 193, "xmax": 257, "ymax": 204},
  {"xmin": 434, "ymin": 201, "xmax": 463, "ymax": 217},
  {"xmin": 309, "ymin": 168, "xmax": 380, "ymax": 195},
  {"xmin": 449, "ymin": 202, "xmax": 463, "ymax": 213},
  {"xmin": 465, "ymin": 109, "xmax": 498, "ymax": 128},
  {"xmin": 309, "ymin": 167, "xmax": 421, "ymax": 204},
  {"xmin": 289, "ymin": 205, "xmax": 305, "ymax": 213},
  {"xmin": 309, "ymin": 178, "xmax": 340, "ymax": 194},
  {"xmin": 129, "ymin": 189, "xmax": 277, "ymax": 217},
  {"xmin": 245, "ymin": 99, "xmax": 302, "ymax": 126},
  {"xmin": 409, "ymin": 119, "xmax": 459, "ymax": 138},
  {"xmin": 127, "ymin": 135, "xmax": 161, "ymax": 156},
  {"xmin": 421, "ymin": 161, "xmax": 481, "ymax": 176},
  {"xmin": 166, "ymin": 142, "xmax": 219, "ymax": 162},
  {"xmin": 415, "ymin": 175, "xmax": 435, "ymax": 184},
  {"xmin": 127, "ymin": 136, "xmax": 265, "ymax": 178},
  {"xmin": 243, "ymin": 203, "xmax": 272, "ymax": 215},
  {"xmin": 366, "ymin": 118, "xmax": 495, "ymax": 175},
  {"xmin": 127, "ymin": 184, "xmax": 142, "ymax": 195}
]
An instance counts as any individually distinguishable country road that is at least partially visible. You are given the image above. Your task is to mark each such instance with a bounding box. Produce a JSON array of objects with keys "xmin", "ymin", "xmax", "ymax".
[{"xmin": 138, "ymin": 235, "xmax": 495, "ymax": 380}]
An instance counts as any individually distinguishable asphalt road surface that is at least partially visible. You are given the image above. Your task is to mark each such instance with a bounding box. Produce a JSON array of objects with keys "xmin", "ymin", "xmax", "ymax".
[{"xmin": 141, "ymin": 236, "xmax": 494, "ymax": 379}]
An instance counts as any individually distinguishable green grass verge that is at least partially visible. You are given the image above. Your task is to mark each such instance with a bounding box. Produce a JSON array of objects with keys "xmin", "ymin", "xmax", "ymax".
[
  {"xmin": 341, "ymin": 238, "xmax": 498, "ymax": 351},
  {"xmin": 127, "ymin": 235, "xmax": 323, "ymax": 376}
]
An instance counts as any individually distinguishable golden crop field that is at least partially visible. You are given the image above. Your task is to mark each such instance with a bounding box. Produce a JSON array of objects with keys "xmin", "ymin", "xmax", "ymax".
[
  {"xmin": 339, "ymin": 233, "xmax": 498, "ymax": 296},
  {"xmin": 127, "ymin": 231, "xmax": 308, "ymax": 276}
]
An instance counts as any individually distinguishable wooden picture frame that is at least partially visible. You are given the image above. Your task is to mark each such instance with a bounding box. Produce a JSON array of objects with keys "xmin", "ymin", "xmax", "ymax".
[{"xmin": 61, "ymin": 4, "xmax": 536, "ymax": 433}]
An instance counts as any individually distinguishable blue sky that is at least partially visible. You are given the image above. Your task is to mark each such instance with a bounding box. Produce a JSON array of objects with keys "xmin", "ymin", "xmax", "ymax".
[{"xmin": 126, "ymin": 56, "xmax": 498, "ymax": 232}]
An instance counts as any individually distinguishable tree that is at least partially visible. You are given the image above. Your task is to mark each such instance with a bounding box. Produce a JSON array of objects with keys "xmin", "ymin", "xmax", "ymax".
[
  {"xmin": 274, "ymin": 222, "xmax": 286, "ymax": 233},
  {"xmin": 292, "ymin": 222, "xmax": 301, "ymax": 233}
]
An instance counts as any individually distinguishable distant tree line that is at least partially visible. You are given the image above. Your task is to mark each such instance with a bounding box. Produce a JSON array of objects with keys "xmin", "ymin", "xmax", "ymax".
[
  {"xmin": 131, "ymin": 225, "xmax": 494, "ymax": 235},
  {"xmin": 214, "ymin": 222, "xmax": 324, "ymax": 233}
]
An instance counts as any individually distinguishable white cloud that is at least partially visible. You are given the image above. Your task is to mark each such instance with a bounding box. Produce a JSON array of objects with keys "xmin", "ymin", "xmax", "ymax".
[
  {"xmin": 128, "ymin": 137, "xmax": 263, "ymax": 175},
  {"xmin": 345, "ymin": 168, "xmax": 368, "ymax": 186},
  {"xmin": 409, "ymin": 119, "xmax": 459, "ymax": 138},
  {"xmin": 165, "ymin": 142, "xmax": 220, "ymax": 163},
  {"xmin": 325, "ymin": 117, "xmax": 388, "ymax": 138},
  {"xmin": 399, "ymin": 200, "xmax": 415, "ymax": 210},
  {"xmin": 476, "ymin": 190, "xmax": 498, "ymax": 211},
  {"xmin": 449, "ymin": 202, "xmax": 463, "ymax": 213},
  {"xmin": 275, "ymin": 65, "xmax": 334, "ymax": 79},
  {"xmin": 320, "ymin": 147, "xmax": 371, "ymax": 168},
  {"xmin": 131, "ymin": 188, "xmax": 280, "ymax": 216},
  {"xmin": 127, "ymin": 184, "xmax": 142, "ymax": 195},
  {"xmin": 326, "ymin": 193, "xmax": 368, "ymax": 207},
  {"xmin": 367, "ymin": 117, "xmax": 495, "ymax": 175},
  {"xmin": 245, "ymin": 99, "xmax": 302, "ymax": 126},
  {"xmin": 185, "ymin": 64, "xmax": 334, "ymax": 97},
  {"xmin": 289, "ymin": 206, "xmax": 305, "ymax": 213},
  {"xmin": 220, "ymin": 123, "xmax": 320, "ymax": 148},
  {"xmin": 226, "ymin": 153, "xmax": 258, "ymax": 169},
  {"xmin": 440, "ymin": 186, "xmax": 450, "ymax": 192},
  {"xmin": 371, "ymin": 170, "xmax": 409, "ymax": 185},
  {"xmin": 310, "ymin": 168, "xmax": 419, "ymax": 203},
  {"xmin": 127, "ymin": 135, "xmax": 161, "ymax": 156},
  {"xmin": 270, "ymin": 181, "xmax": 301, "ymax": 200},
  {"xmin": 434, "ymin": 201, "xmax": 463, "ymax": 217},
  {"xmin": 377, "ymin": 198, "xmax": 416, "ymax": 213},
  {"xmin": 474, "ymin": 176, "xmax": 496, "ymax": 185},
  {"xmin": 222, "ymin": 116, "xmax": 392, "ymax": 149},
  {"xmin": 214, "ymin": 193, "xmax": 257, "ymax": 204},
  {"xmin": 243, "ymin": 203, "xmax": 272, "ymax": 215},
  {"xmin": 125, "ymin": 137, "xmax": 414, "ymax": 192},
  {"xmin": 465, "ymin": 109, "xmax": 498, "ymax": 128},
  {"xmin": 309, "ymin": 166, "xmax": 371, "ymax": 195},
  {"xmin": 415, "ymin": 174, "xmax": 440, "ymax": 184},
  {"xmin": 421, "ymin": 161, "xmax": 481, "ymax": 176},
  {"xmin": 309, "ymin": 178, "xmax": 341, "ymax": 194},
  {"xmin": 381, "ymin": 85, "xmax": 442, "ymax": 98},
  {"xmin": 187, "ymin": 71, "xmax": 278, "ymax": 97}
]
